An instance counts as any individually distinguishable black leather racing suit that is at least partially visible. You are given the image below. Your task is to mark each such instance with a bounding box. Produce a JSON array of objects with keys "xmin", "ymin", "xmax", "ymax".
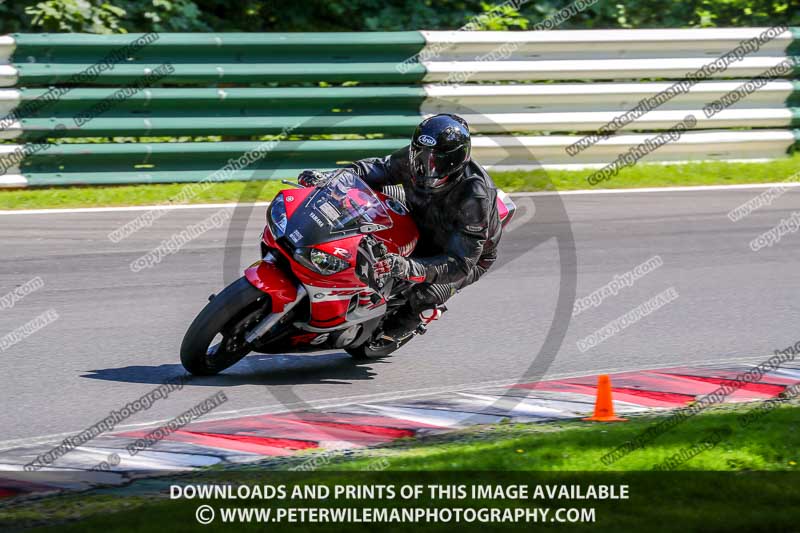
[{"xmin": 347, "ymin": 145, "xmax": 502, "ymax": 313}]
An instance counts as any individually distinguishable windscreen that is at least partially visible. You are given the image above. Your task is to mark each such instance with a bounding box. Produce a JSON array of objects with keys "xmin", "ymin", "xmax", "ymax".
[{"xmin": 283, "ymin": 170, "xmax": 393, "ymax": 247}]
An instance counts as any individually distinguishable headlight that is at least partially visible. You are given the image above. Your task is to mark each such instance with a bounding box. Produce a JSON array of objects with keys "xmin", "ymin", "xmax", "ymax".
[
  {"xmin": 268, "ymin": 194, "xmax": 287, "ymax": 237},
  {"xmin": 294, "ymin": 247, "xmax": 349, "ymax": 275}
]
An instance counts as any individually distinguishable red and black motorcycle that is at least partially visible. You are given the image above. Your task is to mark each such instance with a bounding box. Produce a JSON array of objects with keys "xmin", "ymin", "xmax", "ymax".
[{"xmin": 181, "ymin": 169, "xmax": 515, "ymax": 375}]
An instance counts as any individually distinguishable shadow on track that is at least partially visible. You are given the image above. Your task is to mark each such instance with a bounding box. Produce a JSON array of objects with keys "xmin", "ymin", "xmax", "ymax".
[{"xmin": 80, "ymin": 352, "xmax": 386, "ymax": 387}]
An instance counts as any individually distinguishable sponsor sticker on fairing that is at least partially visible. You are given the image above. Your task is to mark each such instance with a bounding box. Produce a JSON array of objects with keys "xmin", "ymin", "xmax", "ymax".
[{"xmin": 319, "ymin": 201, "xmax": 341, "ymax": 221}]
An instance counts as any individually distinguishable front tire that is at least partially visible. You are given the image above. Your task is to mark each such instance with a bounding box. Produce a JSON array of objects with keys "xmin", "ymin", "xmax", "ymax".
[{"xmin": 180, "ymin": 277, "xmax": 271, "ymax": 375}]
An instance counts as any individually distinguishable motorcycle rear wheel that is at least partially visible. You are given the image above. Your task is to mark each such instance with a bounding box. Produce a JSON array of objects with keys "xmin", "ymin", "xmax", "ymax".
[
  {"xmin": 346, "ymin": 334, "xmax": 414, "ymax": 360},
  {"xmin": 180, "ymin": 276, "xmax": 272, "ymax": 375}
]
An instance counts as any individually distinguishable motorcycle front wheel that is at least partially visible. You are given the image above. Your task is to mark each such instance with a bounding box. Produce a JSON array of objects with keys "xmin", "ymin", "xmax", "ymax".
[{"xmin": 180, "ymin": 276, "xmax": 272, "ymax": 375}]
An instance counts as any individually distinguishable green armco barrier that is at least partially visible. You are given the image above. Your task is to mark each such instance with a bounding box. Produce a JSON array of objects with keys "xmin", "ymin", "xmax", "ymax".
[
  {"xmin": 10, "ymin": 32, "xmax": 427, "ymax": 65},
  {"xmin": 789, "ymin": 28, "xmax": 800, "ymax": 55},
  {"xmin": 18, "ymin": 139, "xmax": 408, "ymax": 186},
  {"xmin": 22, "ymin": 168, "xmax": 331, "ymax": 186},
  {"xmin": 13, "ymin": 62, "xmax": 427, "ymax": 85},
  {"xmin": 0, "ymin": 29, "xmax": 798, "ymax": 188},
  {"xmin": 12, "ymin": 86, "xmax": 427, "ymax": 138},
  {"xmin": 10, "ymin": 32, "xmax": 428, "ymax": 85},
  {"xmin": 11, "ymin": 31, "xmax": 426, "ymax": 57},
  {"xmin": 15, "ymin": 87, "xmax": 427, "ymax": 115},
  {"xmin": 18, "ymin": 115, "xmax": 422, "ymax": 138},
  {"xmin": 788, "ymin": 81, "xmax": 800, "ymax": 106}
]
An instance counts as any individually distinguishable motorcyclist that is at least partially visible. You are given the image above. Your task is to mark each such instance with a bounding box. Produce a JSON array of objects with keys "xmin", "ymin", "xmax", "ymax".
[{"xmin": 299, "ymin": 114, "xmax": 502, "ymax": 341}]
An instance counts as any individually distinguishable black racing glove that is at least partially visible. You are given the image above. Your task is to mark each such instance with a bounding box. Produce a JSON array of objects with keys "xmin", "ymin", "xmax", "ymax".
[
  {"xmin": 374, "ymin": 254, "xmax": 426, "ymax": 283},
  {"xmin": 298, "ymin": 170, "xmax": 332, "ymax": 188}
]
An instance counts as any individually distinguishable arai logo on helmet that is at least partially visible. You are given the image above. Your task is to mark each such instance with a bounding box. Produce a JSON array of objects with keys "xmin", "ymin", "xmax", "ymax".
[{"xmin": 417, "ymin": 135, "xmax": 437, "ymax": 147}]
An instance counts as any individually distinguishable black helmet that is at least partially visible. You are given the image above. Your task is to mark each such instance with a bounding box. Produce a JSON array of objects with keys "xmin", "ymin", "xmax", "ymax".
[{"xmin": 409, "ymin": 114, "xmax": 471, "ymax": 192}]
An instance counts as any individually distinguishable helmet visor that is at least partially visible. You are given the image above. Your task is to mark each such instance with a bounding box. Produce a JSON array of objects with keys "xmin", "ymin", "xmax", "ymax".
[{"xmin": 409, "ymin": 144, "xmax": 458, "ymax": 189}]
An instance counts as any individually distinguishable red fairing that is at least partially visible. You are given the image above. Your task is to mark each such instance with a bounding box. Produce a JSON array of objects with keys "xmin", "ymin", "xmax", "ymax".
[
  {"xmin": 292, "ymin": 236, "xmax": 365, "ymax": 329},
  {"xmin": 308, "ymin": 299, "xmax": 350, "ymax": 328},
  {"xmin": 374, "ymin": 192, "xmax": 419, "ymax": 257},
  {"xmin": 254, "ymin": 180, "xmax": 420, "ymax": 333},
  {"xmin": 281, "ymin": 188, "xmax": 313, "ymax": 219},
  {"xmin": 259, "ymin": 215, "xmax": 364, "ymax": 328},
  {"xmin": 262, "ymin": 226, "xmax": 274, "ymax": 247},
  {"xmin": 496, "ymin": 188, "xmax": 517, "ymax": 229},
  {"xmin": 497, "ymin": 197, "xmax": 509, "ymax": 220},
  {"xmin": 244, "ymin": 260, "xmax": 298, "ymax": 313}
]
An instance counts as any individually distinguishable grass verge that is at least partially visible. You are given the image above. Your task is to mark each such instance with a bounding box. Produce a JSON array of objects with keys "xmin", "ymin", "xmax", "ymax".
[
  {"xmin": 314, "ymin": 399, "xmax": 800, "ymax": 472},
  {"xmin": 2, "ymin": 400, "xmax": 798, "ymax": 532},
  {"xmin": 1, "ymin": 155, "xmax": 798, "ymax": 210}
]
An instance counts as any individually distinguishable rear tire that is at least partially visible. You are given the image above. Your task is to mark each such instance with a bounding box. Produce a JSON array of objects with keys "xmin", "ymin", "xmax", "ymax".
[
  {"xmin": 180, "ymin": 277, "xmax": 271, "ymax": 375},
  {"xmin": 346, "ymin": 335, "xmax": 414, "ymax": 360}
]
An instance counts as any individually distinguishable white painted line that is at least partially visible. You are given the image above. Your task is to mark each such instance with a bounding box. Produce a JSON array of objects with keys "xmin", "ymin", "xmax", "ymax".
[
  {"xmin": 488, "ymin": 158, "xmax": 779, "ymax": 171},
  {"xmin": 0, "ymin": 201, "xmax": 272, "ymax": 216},
  {"xmin": 511, "ymin": 182, "xmax": 800, "ymax": 197}
]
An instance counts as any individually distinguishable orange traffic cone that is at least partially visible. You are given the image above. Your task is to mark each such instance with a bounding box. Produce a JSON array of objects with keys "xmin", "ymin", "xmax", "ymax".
[{"xmin": 583, "ymin": 374, "xmax": 627, "ymax": 422}]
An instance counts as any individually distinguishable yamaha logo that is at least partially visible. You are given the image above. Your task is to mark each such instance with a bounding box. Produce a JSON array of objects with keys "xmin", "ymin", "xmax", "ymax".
[{"xmin": 418, "ymin": 134, "xmax": 437, "ymax": 147}]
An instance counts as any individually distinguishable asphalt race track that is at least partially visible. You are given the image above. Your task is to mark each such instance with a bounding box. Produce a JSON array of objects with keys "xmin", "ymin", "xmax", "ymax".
[{"xmin": 1, "ymin": 186, "xmax": 798, "ymax": 444}]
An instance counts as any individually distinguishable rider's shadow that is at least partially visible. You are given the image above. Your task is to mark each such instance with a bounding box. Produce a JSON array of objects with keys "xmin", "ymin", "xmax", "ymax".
[{"xmin": 81, "ymin": 352, "xmax": 385, "ymax": 387}]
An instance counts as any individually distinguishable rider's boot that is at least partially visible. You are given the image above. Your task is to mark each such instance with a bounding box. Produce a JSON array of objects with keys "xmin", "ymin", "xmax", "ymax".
[{"xmin": 381, "ymin": 304, "xmax": 447, "ymax": 342}]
